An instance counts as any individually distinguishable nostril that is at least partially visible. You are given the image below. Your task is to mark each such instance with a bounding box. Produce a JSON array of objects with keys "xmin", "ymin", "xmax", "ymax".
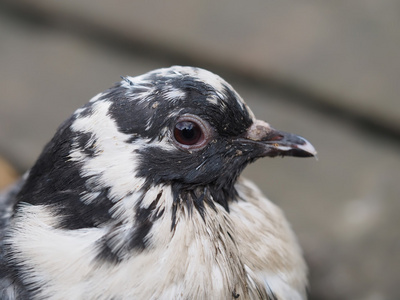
[{"xmin": 268, "ymin": 134, "xmax": 283, "ymax": 141}]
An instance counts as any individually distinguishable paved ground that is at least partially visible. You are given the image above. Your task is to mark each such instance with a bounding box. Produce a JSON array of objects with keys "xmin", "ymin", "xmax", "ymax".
[{"xmin": 1, "ymin": 2, "xmax": 399, "ymax": 299}]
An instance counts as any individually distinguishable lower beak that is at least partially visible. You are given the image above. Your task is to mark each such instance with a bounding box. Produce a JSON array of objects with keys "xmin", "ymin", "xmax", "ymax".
[{"xmin": 242, "ymin": 120, "xmax": 317, "ymax": 158}]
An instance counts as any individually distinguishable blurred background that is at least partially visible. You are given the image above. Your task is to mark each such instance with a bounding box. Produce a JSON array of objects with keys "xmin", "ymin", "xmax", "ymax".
[{"xmin": 0, "ymin": 1, "xmax": 399, "ymax": 299}]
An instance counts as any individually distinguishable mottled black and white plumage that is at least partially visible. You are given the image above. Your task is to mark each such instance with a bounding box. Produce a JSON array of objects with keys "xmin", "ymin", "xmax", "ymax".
[{"xmin": 0, "ymin": 66, "xmax": 316, "ymax": 300}]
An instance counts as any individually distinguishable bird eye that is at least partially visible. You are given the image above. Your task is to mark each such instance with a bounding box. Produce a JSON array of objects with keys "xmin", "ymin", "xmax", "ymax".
[
  {"xmin": 172, "ymin": 115, "xmax": 212, "ymax": 150},
  {"xmin": 174, "ymin": 121, "xmax": 202, "ymax": 145}
]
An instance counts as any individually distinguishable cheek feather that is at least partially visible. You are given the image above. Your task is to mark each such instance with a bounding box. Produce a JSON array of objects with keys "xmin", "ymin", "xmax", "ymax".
[{"xmin": 69, "ymin": 100, "xmax": 147, "ymax": 201}]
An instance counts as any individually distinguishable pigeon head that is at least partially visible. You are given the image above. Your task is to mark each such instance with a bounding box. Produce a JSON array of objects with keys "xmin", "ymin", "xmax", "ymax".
[
  {"xmin": 113, "ymin": 67, "xmax": 314, "ymax": 191},
  {"xmin": 17, "ymin": 66, "xmax": 315, "ymax": 231}
]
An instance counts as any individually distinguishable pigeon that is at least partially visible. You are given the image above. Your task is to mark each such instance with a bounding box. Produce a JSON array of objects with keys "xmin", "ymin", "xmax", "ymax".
[{"xmin": 0, "ymin": 66, "xmax": 316, "ymax": 300}]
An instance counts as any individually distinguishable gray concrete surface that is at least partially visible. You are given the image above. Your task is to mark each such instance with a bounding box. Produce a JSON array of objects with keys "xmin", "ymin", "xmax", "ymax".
[
  {"xmin": 2, "ymin": 0, "xmax": 400, "ymax": 133},
  {"xmin": 1, "ymin": 2, "xmax": 399, "ymax": 299}
]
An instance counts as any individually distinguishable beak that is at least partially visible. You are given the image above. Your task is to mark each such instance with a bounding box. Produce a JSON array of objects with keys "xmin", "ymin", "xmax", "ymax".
[{"xmin": 242, "ymin": 120, "xmax": 317, "ymax": 158}]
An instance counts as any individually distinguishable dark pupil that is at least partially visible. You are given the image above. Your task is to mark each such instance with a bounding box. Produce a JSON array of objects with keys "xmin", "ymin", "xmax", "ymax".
[{"xmin": 174, "ymin": 121, "xmax": 202, "ymax": 145}]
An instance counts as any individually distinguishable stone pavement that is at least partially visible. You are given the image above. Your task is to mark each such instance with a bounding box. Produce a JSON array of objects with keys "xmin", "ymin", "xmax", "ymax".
[{"xmin": 0, "ymin": 2, "xmax": 399, "ymax": 299}]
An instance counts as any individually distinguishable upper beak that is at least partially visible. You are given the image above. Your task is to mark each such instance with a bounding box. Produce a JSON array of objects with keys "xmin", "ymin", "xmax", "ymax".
[{"xmin": 242, "ymin": 120, "xmax": 317, "ymax": 158}]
